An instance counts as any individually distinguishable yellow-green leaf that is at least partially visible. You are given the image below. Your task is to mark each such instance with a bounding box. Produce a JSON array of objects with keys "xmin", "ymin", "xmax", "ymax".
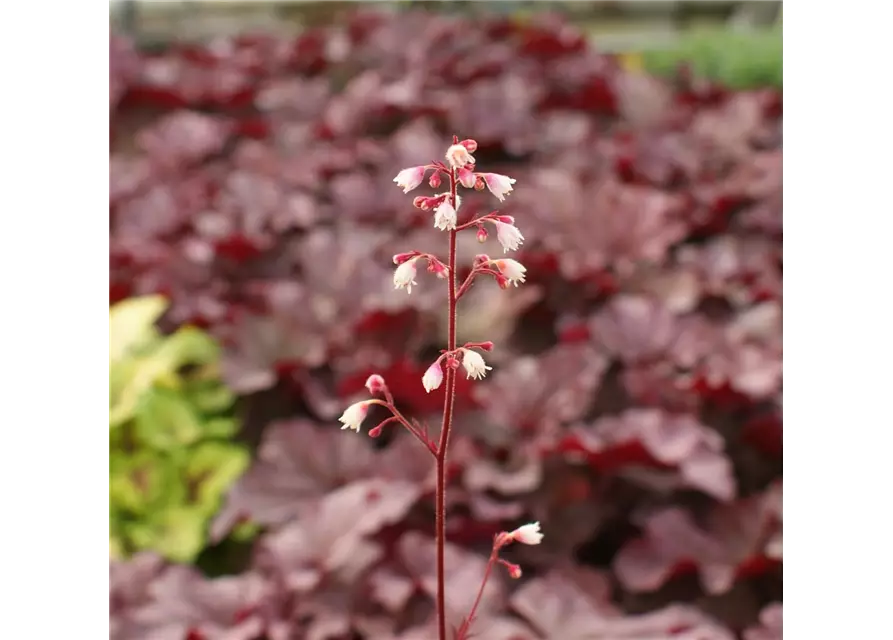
[
  {"xmin": 202, "ymin": 417, "xmax": 240, "ymax": 439},
  {"xmin": 109, "ymin": 295, "xmax": 168, "ymax": 363},
  {"xmin": 187, "ymin": 382, "xmax": 237, "ymax": 415},
  {"xmin": 186, "ymin": 442, "xmax": 250, "ymax": 514},
  {"xmin": 110, "ymin": 324, "xmax": 224, "ymax": 430},
  {"xmin": 157, "ymin": 326, "xmax": 220, "ymax": 368},
  {"xmin": 135, "ymin": 388, "xmax": 204, "ymax": 450},
  {"xmin": 110, "ymin": 535, "xmax": 125, "ymax": 560},
  {"xmin": 127, "ymin": 506, "xmax": 207, "ymax": 563},
  {"xmin": 231, "ymin": 519, "xmax": 261, "ymax": 542},
  {"xmin": 109, "ymin": 452, "xmax": 181, "ymax": 514}
]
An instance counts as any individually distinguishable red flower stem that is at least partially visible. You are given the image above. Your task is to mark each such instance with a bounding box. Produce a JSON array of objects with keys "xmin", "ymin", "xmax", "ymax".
[
  {"xmin": 435, "ymin": 162, "xmax": 460, "ymax": 640},
  {"xmin": 456, "ymin": 212, "xmax": 498, "ymax": 232},
  {"xmin": 456, "ymin": 267, "xmax": 502, "ymax": 300},
  {"xmin": 388, "ymin": 406, "xmax": 436, "ymax": 454},
  {"xmin": 458, "ymin": 547, "xmax": 499, "ymax": 637}
]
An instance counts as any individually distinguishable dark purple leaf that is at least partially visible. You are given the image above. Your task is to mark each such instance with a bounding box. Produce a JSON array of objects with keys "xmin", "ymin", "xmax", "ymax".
[
  {"xmin": 256, "ymin": 478, "xmax": 421, "ymax": 590},
  {"xmin": 136, "ymin": 111, "xmax": 232, "ymax": 170},
  {"xmin": 110, "ymin": 553, "xmax": 166, "ymax": 639},
  {"xmin": 589, "ymin": 294, "xmax": 683, "ymax": 364},
  {"xmin": 743, "ymin": 603, "xmax": 782, "ymax": 640},
  {"xmin": 213, "ymin": 419, "xmax": 413, "ymax": 539},
  {"xmin": 512, "ymin": 568, "xmax": 734, "ymax": 640},
  {"xmin": 123, "ymin": 566, "xmax": 267, "ymax": 640},
  {"xmin": 557, "ymin": 409, "xmax": 736, "ymax": 501},
  {"xmin": 398, "ymin": 532, "xmax": 505, "ymax": 622},
  {"xmin": 478, "ymin": 344, "xmax": 608, "ymax": 438},
  {"xmin": 614, "ymin": 482, "xmax": 782, "ymax": 595}
]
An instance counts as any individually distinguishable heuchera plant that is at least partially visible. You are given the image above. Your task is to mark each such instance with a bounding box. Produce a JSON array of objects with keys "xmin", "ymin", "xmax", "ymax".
[
  {"xmin": 111, "ymin": 9, "xmax": 782, "ymax": 639},
  {"xmin": 338, "ymin": 136, "xmax": 539, "ymax": 640}
]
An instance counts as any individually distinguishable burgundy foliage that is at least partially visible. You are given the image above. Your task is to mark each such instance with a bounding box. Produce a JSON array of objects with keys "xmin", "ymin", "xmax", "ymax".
[{"xmin": 110, "ymin": 8, "xmax": 781, "ymax": 640}]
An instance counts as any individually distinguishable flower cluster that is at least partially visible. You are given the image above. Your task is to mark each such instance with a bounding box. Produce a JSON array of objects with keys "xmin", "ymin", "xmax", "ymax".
[{"xmin": 339, "ymin": 137, "xmax": 538, "ymax": 640}]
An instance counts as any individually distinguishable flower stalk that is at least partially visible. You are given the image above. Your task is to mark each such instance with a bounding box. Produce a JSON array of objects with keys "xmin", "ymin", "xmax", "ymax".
[{"xmin": 337, "ymin": 135, "xmax": 541, "ymax": 640}]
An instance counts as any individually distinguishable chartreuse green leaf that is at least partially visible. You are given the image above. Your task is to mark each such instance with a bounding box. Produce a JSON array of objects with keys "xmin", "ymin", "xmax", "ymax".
[
  {"xmin": 202, "ymin": 417, "xmax": 240, "ymax": 439},
  {"xmin": 109, "ymin": 451, "xmax": 182, "ymax": 516},
  {"xmin": 134, "ymin": 387, "xmax": 204, "ymax": 450},
  {"xmin": 231, "ymin": 519, "xmax": 262, "ymax": 542},
  {"xmin": 111, "ymin": 324, "xmax": 223, "ymax": 430},
  {"xmin": 185, "ymin": 378, "xmax": 237, "ymax": 415},
  {"xmin": 110, "ymin": 535, "xmax": 125, "ymax": 561},
  {"xmin": 157, "ymin": 326, "xmax": 220, "ymax": 369},
  {"xmin": 109, "ymin": 296, "xmax": 248, "ymax": 562},
  {"xmin": 109, "ymin": 295, "xmax": 167, "ymax": 363},
  {"xmin": 127, "ymin": 506, "xmax": 208, "ymax": 563},
  {"xmin": 186, "ymin": 442, "xmax": 250, "ymax": 515}
]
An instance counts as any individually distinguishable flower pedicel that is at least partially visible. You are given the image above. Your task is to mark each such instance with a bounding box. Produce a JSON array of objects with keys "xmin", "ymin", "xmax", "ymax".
[{"xmin": 336, "ymin": 136, "xmax": 540, "ymax": 640}]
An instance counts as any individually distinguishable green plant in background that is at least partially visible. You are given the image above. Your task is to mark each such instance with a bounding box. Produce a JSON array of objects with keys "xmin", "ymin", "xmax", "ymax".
[
  {"xmin": 110, "ymin": 295, "xmax": 248, "ymax": 563},
  {"xmin": 640, "ymin": 27, "xmax": 782, "ymax": 89}
]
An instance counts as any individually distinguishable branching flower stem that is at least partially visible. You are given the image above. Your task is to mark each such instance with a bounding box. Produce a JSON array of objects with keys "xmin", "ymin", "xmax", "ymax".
[
  {"xmin": 435, "ymin": 160, "xmax": 459, "ymax": 640},
  {"xmin": 344, "ymin": 135, "xmax": 540, "ymax": 640}
]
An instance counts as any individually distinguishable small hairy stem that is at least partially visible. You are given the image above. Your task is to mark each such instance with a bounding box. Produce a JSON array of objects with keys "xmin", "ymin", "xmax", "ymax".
[
  {"xmin": 455, "ymin": 211, "xmax": 499, "ymax": 232},
  {"xmin": 455, "ymin": 270, "xmax": 477, "ymax": 301},
  {"xmin": 398, "ymin": 414, "xmax": 437, "ymax": 455},
  {"xmin": 456, "ymin": 267, "xmax": 502, "ymax": 301},
  {"xmin": 458, "ymin": 548, "xmax": 498, "ymax": 638},
  {"xmin": 435, "ymin": 165, "xmax": 459, "ymax": 640}
]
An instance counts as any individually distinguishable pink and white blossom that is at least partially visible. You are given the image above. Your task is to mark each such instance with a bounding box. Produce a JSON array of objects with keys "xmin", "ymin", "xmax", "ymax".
[
  {"xmin": 460, "ymin": 348, "xmax": 492, "ymax": 380},
  {"xmin": 458, "ymin": 167, "xmax": 476, "ymax": 188},
  {"xmin": 493, "ymin": 220, "xmax": 525, "ymax": 253},
  {"xmin": 339, "ymin": 400, "xmax": 374, "ymax": 433},
  {"xmin": 422, "ymin": 360, "xmax": 444, "ymax": 392},
  {"xmin": 481, "ymin": 173, "xmax": 516, "ymax": 201},
  {"xmin": 433, "ymin": 199, "xmax": 457, "ymax": 231},
  {"xmin": 393, "ymin": 166, "xmax": 427, "ymax": 193},
  {"xmin": 445, "ymin": 144, "xmax": 475, "ymax": 169},
  {"xmin": 393, "ymin": 258, "xmax": 419, "ymax": 294},
  {"xmin": 509, "ymin": 522, "xmax": 543, "ymax": 545},
  {"xmin": 492, "ymin": 258, "xmax": 527, "ymax": 286}
]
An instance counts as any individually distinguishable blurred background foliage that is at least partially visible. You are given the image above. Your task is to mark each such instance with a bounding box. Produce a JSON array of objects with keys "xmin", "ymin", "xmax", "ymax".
[
  {"xmin": 111, "ymin": 0, "xmax": 781, "ymax": 89},
  {"xmin": 108, "ymin": 0, "xmax": 782, "ymax": 570},
  {"xmin": 109, "ymin": 296, "xmax": 249, "ymax": 562},
  {"xmin": 639, "ymin": 26, "xmax": 782, "ymax": 89},
  {"xmin": 107, "ymin": 1, "xmax": 784, "ymax": 637}
]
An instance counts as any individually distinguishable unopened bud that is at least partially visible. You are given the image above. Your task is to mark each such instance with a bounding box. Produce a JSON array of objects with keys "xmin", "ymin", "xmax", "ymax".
[
  {"xmin": 496, "ymin": 275, "xmax": 510, "ymax": 289},
  {"xmin": 368, "ymin": 425, "xmax": 383, "ymax": 438},
  {"xmin": 505, "ymin": 563, "xmax": 522, "ymax": 579},
  {"xmin": 477, "ymin": 341, "xmax": 494, "ymax": 352},
  {"xmin": 460, "ymin": 138, "xmax": 478, "ymax": 153},
  {"xmin": 364, "ymin": 374, "xmax": 386, "ymax": 395},
  {"xmin": 429, "ymin": 172, "xmax": 442, "ymax": 189},
  {"xmin": 413, "ymin": 196, "xmax": 432, "ymax": 211},
  {"xmin": 476, "ymin": 227, "xmax": 488, "ymax": 243},
  {"xmin": 445, "ymin": 354, "xmax": 460, "ymax": 370},
  {"xmin": 473, "ymin": 254, "xmax": 491, "ymax": 266},
  {"xmin": 393, "ymin": 252, "xmax": 418, "ymax": 265},
  {"xmin": 474, "ymin": 176, "xmax": 486, "ymax": 191},
  {"xmin": 427, "ymin": 258, "xmax": 449, "ymax": 279}
]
